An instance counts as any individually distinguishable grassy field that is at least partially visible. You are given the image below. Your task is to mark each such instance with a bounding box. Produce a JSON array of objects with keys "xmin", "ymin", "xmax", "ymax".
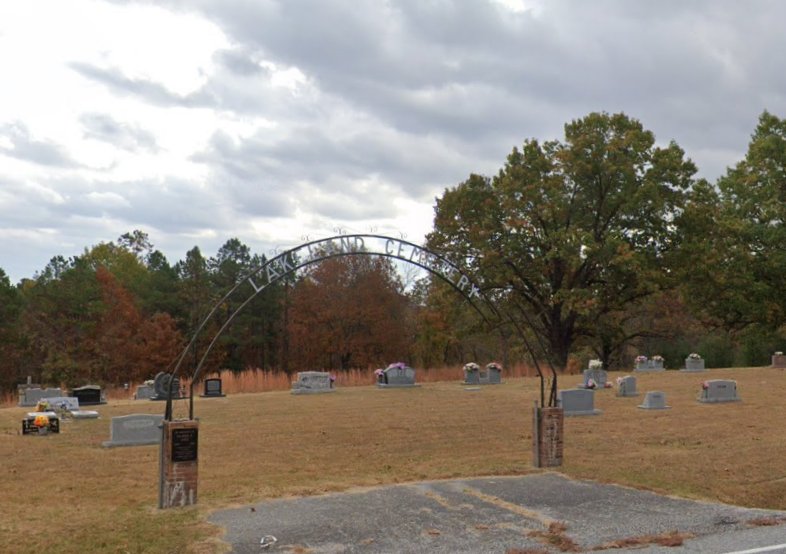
[{"xmin": 1, "ymin": 366, "xmax": 785, "ymax": 553}]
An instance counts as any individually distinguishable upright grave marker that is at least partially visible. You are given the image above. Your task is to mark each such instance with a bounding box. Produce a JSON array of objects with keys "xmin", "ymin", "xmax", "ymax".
[
  {"xmin": 103, "ymin": 414, "xmax": 163, "ymax": 447},
  {"xmin": 638, "ymin": 391, "xmax": 670, "ymax": 410},
  {"xmin": 558, "ymin": 389, "xmax": 601, "ymax": 416},
  {"xmin": 70, "ymin": 385, "xmax": 105, "ymax": 405},
  {"xmin": 616, "ymin": 375, "xmax": 638, "ymax": 397},
  {"xmin": 377, "ymin": 363, "xmax": 419, "ymax": 388},
  {"xmin": 18, "ymin": 387, "xmax": 63, "ymax": 407},
  {"xmin": 200, "ymin": 378, "xmax": 225, "ymax": 398},
  {"xmin": 291, "ymin": 371, "xmax": 335, "ymax": 394},
  {"xmin": 683, "ymin": 353, "xmax": 705, "ymax": 372},
  {"xmin": 698, "ymin": 380, "xmax": 740, "ymax": 403}
]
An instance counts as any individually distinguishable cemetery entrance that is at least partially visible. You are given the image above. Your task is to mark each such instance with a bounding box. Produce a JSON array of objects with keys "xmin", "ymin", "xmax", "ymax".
[{"xmin": 159, "ymin": 234, "xmax": 561, "ymax": 508}]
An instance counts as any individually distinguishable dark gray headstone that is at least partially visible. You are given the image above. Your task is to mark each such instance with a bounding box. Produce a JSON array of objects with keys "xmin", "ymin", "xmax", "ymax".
[
  {"xmin": 152, "ymin": 372, "xmax": 182, "ymax": 400},
  {"xmin": 201, "ymin": 378, "xmax": 225, "ymax": 397},
  {"xmin": 102, "ymin": 414, "xmax": 164, "ymax": 447},
  {"xmin": 558, "ymin": 389, "xmax": 601, "ymax": 416},
  {"xmin": 71, "ymin": 385, "xmax": 105, "ymax": 405},
  {"xmin": 22, "ymin": 411, "xmax": 60, "ymax": 435}
]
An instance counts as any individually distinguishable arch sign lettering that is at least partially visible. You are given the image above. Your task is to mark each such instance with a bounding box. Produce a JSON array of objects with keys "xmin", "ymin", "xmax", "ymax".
[{"xmin": 164, "ymin": 233, "xmax": 557, "ymax": 421}]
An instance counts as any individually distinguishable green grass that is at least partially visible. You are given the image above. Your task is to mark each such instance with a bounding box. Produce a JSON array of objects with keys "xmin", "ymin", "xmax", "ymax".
[{"xmin": 2, "ymin": 366, "xmax": 785, "ymax": 553}]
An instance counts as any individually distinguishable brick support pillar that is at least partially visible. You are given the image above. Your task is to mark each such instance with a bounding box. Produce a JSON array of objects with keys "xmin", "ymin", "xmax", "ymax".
[
  {"xmin": 532, "ymin": 405, "xmax": 563, "ymax": 468},
  {"xmin": 159, "ymin": 419, "xmax": 199, "ymax": 509}
]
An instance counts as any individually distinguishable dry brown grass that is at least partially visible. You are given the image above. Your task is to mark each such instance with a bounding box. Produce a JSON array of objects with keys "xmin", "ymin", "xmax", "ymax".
[{"xmin": 1, "ymin": 366, "xmax": 786, "ymax": 553}]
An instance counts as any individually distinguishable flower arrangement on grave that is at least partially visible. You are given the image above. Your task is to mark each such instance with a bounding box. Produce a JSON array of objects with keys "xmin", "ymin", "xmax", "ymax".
[
  {"xmin": 33, "ymin": 414, "xmax": 50, "ymax": 428},
  {"xmin": 701, "ymin": 381, "xmax": 710, "ymax": 390},
  {"xmin": 635, "ymin": 355, "xmax": 647, "ymax": 364},
  {"xmin": 35, "ymin": 399, "xmax": 51, "ymax": 412},
  {"xmin": 652, "ymin": 355, "xmax": 664, "ymax": 362},
  {"xmin": 144, "ymin": 379, "xmax": 154, "ymax": 386},
  {"xmin": 588, "ymin": 359, "xmax": 603, "ymax": 370},
  {"xmin": 485, "ymin": 362, "xmax": 503, "ymax": 372},
  {"xmin": 374, "ymin": 368, "xmax": 385, "ymax": 382},
  {"xmin": 387, "ymin": 362, "xmax": 407, "ymax": 370},
  {"xmin": 463, "ymin": 362, "xmax": 480, "ymax": 373},
  {"xmin": 585, "ymin": 378, "xmax": 597, "ymax": 389},
  {"xmin": 688, "ymin": 353, "xmax": 702, "ymax": 360},
  {"xmin": 329, "ymin": 374, "xmax": 337, "ymax": 388},
  {"xmin": 775, "ymin": 351, "xmax": 784, "ymax": 356},
  {"xmin": 616, "ymin": 376, "xmax": 629, "ymax": 386}
]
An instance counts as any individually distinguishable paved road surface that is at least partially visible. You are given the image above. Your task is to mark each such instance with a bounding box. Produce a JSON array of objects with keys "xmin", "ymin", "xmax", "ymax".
[{"xmin": 208, "ymin": 472, "xmax": 786, "ymax": 553}]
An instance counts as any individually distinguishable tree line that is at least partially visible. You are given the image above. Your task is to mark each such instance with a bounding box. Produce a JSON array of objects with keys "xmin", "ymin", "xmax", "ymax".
[{"xmin": 1, "ymin": 111, "xmax": 785, "ymax": 393}]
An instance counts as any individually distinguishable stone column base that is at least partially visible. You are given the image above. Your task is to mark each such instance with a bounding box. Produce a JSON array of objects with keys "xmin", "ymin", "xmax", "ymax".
[
  {"xmin": 532, "ymin": 405, "xmax": 563, "ymax": 468},
  {"xmin": 159, "ymin": 419, "xmax": 199, "ymax": 509}
]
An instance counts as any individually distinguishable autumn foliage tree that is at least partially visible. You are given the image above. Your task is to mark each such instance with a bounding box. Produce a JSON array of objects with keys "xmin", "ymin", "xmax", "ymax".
[{"xmin": 287, "ymin": 254, "xmax": 412, "ymax": 370}]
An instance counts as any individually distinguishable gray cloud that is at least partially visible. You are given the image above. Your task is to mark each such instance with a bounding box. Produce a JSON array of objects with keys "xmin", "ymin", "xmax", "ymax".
[
  {"xmin": 0, "ymin": 122, "xmax": 78, "ymax": 167},
  {"xmin": 3, "ymin": 0, "xmax": 786, "ymax": 283},
  {"xmin": 80, "ymin": 113, "xmax": 158, "ymax": 152}
]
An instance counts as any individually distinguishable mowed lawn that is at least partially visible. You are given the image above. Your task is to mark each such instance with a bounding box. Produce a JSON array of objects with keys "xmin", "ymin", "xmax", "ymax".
[{"xmin": 1, "ymin": 366, "xmax": 785, "ymax": 553}]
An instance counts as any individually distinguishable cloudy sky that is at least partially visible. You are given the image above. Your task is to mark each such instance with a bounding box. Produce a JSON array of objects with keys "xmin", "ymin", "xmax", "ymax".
[{"xmin": 1, "ymin": 0, "xmax": 784, "ymax": 283}]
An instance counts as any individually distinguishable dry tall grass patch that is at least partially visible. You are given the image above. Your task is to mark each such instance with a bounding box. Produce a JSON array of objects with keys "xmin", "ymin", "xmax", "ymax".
[{"xmin": 1, "ymin": 367, "xmax": 786, "ymax": 553}]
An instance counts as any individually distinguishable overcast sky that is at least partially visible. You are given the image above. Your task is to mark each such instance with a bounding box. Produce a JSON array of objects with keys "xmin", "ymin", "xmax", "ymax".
[{"xmin": 1, "ymin": 0, "xmax": 784, "ymax": 284}]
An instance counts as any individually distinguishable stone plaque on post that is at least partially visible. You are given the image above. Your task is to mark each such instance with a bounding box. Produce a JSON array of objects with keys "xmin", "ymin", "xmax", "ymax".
[
  {"xmin": 532, "ymin": 405, "xmax": 563, "ymax": 468},
  {"xmin": 159, "ymin": 419, "xmax": 199, "ymax": 509}
]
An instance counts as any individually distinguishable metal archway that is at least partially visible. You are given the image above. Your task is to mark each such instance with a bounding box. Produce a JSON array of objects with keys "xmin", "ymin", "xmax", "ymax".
[{"xmin": 164, "ymin": 234, "xmax": 558, "ymax": 420}]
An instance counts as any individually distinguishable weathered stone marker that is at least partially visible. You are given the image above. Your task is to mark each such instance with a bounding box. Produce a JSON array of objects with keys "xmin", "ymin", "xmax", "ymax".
[{"xmin": 291, "ymin": 371, "xmax": 336, "ymax": 394}]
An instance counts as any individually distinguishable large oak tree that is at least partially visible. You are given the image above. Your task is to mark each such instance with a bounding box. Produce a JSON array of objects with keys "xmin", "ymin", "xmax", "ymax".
[{"xmin": 428, "ymin": 112, "xmax": 696, "ymax": 368}]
